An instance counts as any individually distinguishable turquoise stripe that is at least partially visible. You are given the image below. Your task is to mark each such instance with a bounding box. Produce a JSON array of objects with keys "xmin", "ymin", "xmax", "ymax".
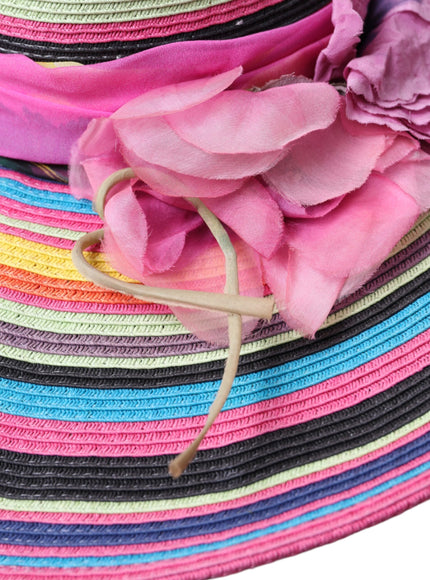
[
  {"xmin": 1, "ymin": 293, "xmax": 429, "ymax": 421},
  {"xmin": 0, "ymin": 177, "xmax": 95, "ymax": 214},
  {"xmin": 0, "ymin": 459, "xmax": 428, "ymax": 567}
]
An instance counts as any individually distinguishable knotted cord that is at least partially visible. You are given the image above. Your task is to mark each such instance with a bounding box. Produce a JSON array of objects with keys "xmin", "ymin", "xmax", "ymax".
[{"xmin": 72, "ymin": 169, "xmax": 274, "ymax": 477}]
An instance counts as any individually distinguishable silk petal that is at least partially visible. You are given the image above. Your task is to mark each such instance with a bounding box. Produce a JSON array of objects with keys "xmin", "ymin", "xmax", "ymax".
[{"xmin": 168, "ymin": 82, "xmax": 340, "ymax": 154}]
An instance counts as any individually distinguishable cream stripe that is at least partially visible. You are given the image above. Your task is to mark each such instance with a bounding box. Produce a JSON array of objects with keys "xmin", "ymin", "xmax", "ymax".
[
  {"xmin": 0, "ymin": 342, "xmax": 229, "ymax": 367},
  {"xmin": 0, "ymin": 0, "xmax": 237, "ymax": 24},
  {"xmin": 0, "ymin": 213, "xmax": 82, "ymax": 241},
  {"xmin": 0, "ymin": 300, "xmax": 188, "ymax": 335}
]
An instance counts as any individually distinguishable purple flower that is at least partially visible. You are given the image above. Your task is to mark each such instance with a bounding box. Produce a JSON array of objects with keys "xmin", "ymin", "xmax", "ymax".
[
  {"xmin": 314, "ymin": 0, "xmax": 371, "ymax": 82},
  {"xmin": 345, "ymin": 0, "xmax": 430, "ymax": 140}
]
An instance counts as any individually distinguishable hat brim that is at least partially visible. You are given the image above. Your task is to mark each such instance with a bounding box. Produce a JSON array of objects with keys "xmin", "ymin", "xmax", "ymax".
[{"xmin": 0, "ymin": 163, "xmax": 430, "ymax": 578}]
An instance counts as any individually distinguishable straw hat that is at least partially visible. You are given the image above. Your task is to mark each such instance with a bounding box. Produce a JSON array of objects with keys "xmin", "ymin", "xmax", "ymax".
[{"xmin": 0, "ymin": 0, "xmax": 429, "ymax": 578}]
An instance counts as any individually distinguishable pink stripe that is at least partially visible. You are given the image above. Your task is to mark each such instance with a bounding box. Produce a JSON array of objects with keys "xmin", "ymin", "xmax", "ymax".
[
  {"xmin": 0, "ymin": 222, "xmax": 75, "ymax": 249},
  {"xmin": 0, "ymin": 0, "xmax": 287, "ymax": 43},
  {"xmin": 1, "ymin": 419, "xmax": 429, "ymax": 527},
  {"xmin": 1, "ymin": 449, "xmax": 429, "ymax": 558},
  {"xmin": 0, "ymin": 169, "xmax": 70, "ymax": 194},
  {"xmin": 1, "ymin": 471, "xmax": 429, "ymax": 578},
  {"xmin": 2, "ymin": 330, "xmax": 429, "ymax": 456},
  {"xmin": 0, "ymin": 197, "xmax": 99, "ymax": 231}
]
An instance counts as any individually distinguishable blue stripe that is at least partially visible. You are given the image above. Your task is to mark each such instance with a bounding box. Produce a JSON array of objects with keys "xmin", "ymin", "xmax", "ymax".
[
  {"xmin": 1, "ymin": 293, "xmax": 429, "ymax": 421},
  {"xmin": 0, "ymin": 458, "xmax": 429, "ymax": 567},
  {"xmin": 0, "ymin": 177, "xmax": 94, "ymax": 214},
  {"xmin": 1, "ymin": 431, "xmax": 429, "ymax": 546}
]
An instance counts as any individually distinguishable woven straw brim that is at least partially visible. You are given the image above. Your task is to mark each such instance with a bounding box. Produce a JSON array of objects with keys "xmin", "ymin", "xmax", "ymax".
[
  {"xmin": 0, "ymin": 0, "xmax": 329, "ymax": 62},
  {"xmin": 0, "ymin": 163, "xmax": 430, "ymax": 578}
]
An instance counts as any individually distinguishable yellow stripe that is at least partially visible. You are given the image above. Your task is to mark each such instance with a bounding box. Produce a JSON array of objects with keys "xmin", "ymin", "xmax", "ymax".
[{"xmin": 0, "ymin": 231, "xmax": 129, "ymax": 280}]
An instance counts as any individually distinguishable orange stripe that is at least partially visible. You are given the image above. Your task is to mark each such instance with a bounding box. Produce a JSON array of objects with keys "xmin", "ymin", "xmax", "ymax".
[{"xmin": 0, "ymin": 266, "xmax": 144, "ymax": 304}]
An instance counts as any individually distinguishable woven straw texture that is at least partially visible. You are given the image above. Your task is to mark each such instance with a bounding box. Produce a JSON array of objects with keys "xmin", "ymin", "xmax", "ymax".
[
  {"xmin": 0, "ymin": 159, "xmax": 429, "ymax": 578},
  {"xmin": 0, "ymin": 0, "xmax": 329, "ymax": 62}
]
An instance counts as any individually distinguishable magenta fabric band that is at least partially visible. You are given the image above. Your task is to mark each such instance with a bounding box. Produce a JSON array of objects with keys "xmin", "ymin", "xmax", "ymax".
[{"xmin": 0, "ymin": 6, "xmax": 331, "ymax": 163}]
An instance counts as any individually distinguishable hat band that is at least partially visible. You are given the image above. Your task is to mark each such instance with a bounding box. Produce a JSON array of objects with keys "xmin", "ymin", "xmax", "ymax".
[{"xmin": 0, "ymin": 6, "xmax": 332, "ymax": 164}]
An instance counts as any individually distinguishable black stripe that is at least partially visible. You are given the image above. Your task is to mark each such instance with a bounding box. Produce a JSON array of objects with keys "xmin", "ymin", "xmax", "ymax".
[
  {"xmin": 0, "ymin": 157, "xmax": 68, "ymax": 184},
  {"xmin": 0, "ymin": 263, "xmax": 429, "ymax": 388},
  {"xmin": 0, "ymin": 0, "xmax": 330, "ymax": 63},
  {"xmin": 0, "ymin": 365, "xmax": 429, "ymax": 500}
]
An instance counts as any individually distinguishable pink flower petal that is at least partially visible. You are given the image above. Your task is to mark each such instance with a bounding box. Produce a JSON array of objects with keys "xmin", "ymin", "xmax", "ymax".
[
  {"xmin": 269, "ymin": 187, "xmax": 346, "ymax": 218},
  {"xmin": 145, "ymin": 232, "xmax": 264, "ymax": 345},
  {"xmin": 285, "ymin": 172, "xmax": 420, "ymax": 277},
  {"xmin": 69, "ymin": 118, "xmax": 126, "ymax": 200},
  {"xmin": 315, "ymin": 0, "xmax": 370, "ymax": 82},
  {"xmin": 339, "ymin": 267, "xmax": 377, "ymax": 300},
  {"xmin": 103, "ymin": 186, "xmax": 148, "ymax": 280},
  {"xmin": 264, "ymin": 102, "xmax": 387, "ymax": 205},
  {"xmin": 114, "ymin": 115, "xmax": 284, "ymax": 180},
  {"xmin": 263, "ymin": 243, "xmax": 345, "ymax": 338},
  {"xmin": 205, "ymin": 179, "xmax": 284, "ymax": 258},
  {"xmin": 357, "ymin": 11, "xmax": 430, "ymax": 104},
  {"xmin": 383, "ymin": 148, "xmax": 430, "ymax": 211},
  {"xmin": 374, "ymin": 133, "xmax": 420, "ymax": 173},
  {"xmin": 168, "ymin": 82, "xmax": 340, "ymax": 154},
  {"xmin": 345, "ymin": 5, "xmax": 430, "ymax": 140},
  {"xmin": 263, "ymin": 171, "xmax": 421, "ymax": 337},
  {"xmin": 125, "ymin": 151, "xmax": 245, "ymax": 198},
  {"xmin": 111, "ymin": 67, "xmax": 243, "ymax": 119},
  {"xmin": 135, "ymin": 193, "xmax": 202, "ymax": 274}
]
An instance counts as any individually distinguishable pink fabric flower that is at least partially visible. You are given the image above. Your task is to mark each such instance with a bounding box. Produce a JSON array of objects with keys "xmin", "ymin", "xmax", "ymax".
[
  {"xmin": 70, "ymin": 67, "xmax": 340, "ymax": 342},
  {"xmin": 71, "ymin": 67, "xmax": 430, "ymax": 342},
  {"xmin": 101, "ymin": 180, "xmax": 267, "ymax": 344},
  {"xmin": 262, "ymin": 104, "xmax": 430, "ymax": 337},
  {"xmin": 345, "ymin": 1, "xmax": 430, "ymax": 140}
]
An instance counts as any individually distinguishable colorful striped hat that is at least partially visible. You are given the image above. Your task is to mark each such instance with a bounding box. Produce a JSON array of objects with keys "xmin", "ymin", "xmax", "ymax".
[{"xmin": 0, "ymin": 0, "xmax": 430, "ymax": 578}]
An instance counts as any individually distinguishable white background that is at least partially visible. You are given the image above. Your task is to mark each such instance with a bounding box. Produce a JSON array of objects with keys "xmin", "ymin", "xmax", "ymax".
[{"xmin": 233, "ymin": 499, "xmax": 430, "ymax": 579}]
